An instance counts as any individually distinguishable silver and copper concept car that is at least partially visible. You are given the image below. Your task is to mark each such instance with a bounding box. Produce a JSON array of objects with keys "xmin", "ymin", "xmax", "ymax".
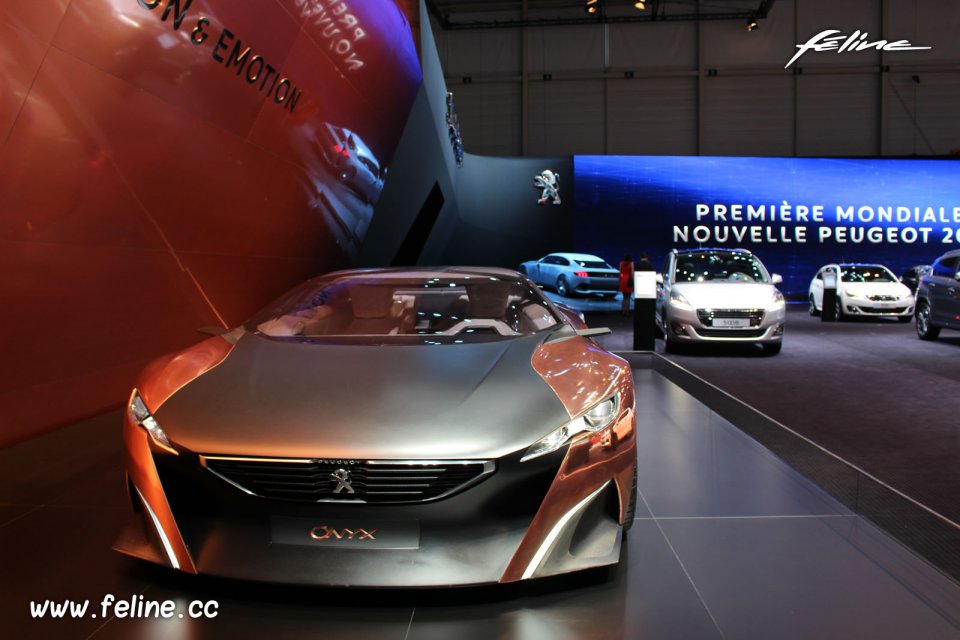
[{"xmin": 115, "ymin": 267, "xmax": 637, "ymax": 587}]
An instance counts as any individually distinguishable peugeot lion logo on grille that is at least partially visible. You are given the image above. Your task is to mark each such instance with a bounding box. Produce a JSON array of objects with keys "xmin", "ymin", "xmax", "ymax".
[{"xmin": 330, "ymin": 468, "xmax": 355, "ymax": 494}]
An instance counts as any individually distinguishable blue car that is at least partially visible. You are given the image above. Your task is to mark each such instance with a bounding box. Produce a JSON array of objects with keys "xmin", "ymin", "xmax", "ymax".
[{"xmin": 520, "ymin": 253, "xmax": 620, "ymax": 297}]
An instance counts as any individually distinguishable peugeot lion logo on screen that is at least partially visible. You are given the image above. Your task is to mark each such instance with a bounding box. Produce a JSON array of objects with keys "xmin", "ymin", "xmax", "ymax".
[
  {"xmin": 534, "ymin": 169, "xmax": 561, "ymax": 205},
  {"xmin": 330, "ymin": 468, "xmax": 355, "ymax": 494}
]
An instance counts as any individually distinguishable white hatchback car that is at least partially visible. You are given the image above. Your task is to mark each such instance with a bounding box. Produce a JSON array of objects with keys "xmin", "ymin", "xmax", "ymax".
[
  {"xmin": 656, "ymin": 248, "xmax": 786, "ymax": 354},
  {"xmin": 808, "ymin": 264, "xmax": 914, "ymax": 321}
]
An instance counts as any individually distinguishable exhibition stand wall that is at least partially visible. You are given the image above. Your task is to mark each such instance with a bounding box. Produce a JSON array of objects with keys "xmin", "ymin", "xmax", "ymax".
[{"xmin": 0, "ymin": 0, "xmax": 422, "ymax": 445}]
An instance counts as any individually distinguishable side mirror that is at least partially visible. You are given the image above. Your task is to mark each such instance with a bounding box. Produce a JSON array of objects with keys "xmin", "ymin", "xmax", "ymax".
[
  {"xmin": 655, "ymin": 273, "xmax": 664, "ymax": 285},
  {"xmin": 576, "ymin": 327, "xmax": 612, "ymax": 338},
  {"xmin": 771, "ymin": 274, "xmax": 783, "ymax": 285}
]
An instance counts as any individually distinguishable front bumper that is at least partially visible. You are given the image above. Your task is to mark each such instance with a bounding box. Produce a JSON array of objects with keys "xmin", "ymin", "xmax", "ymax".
[
  {"xmin": 116, "ymin": 409, "xmax": 636, "ymax": 587},
  {"xmin": 841, "ymin": 299, "xmax": 914, "ymax": 316},
  {"xmin": 665, "ymin": 305, "xmax": 786, "ymax": 343}
]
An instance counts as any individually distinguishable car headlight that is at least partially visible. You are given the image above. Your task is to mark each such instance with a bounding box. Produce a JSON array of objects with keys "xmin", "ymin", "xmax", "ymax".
[
  {"xmin": 844, "ymin": 289, "xmax": 860, "ymax": 298},
  {"xmin": 769, "ymin": 290, "xmax": 785, "ymax": 309},
  {"xmin": 669, "ymin": 291, "xmax": 692, "ymax": 310},
  {"xmin": 129, "ymin": 389, "xmax": 177, "ymax": 455},
  {"xmin": 522, "ymin": 393, "xmax": 620, "ymax": 462}
]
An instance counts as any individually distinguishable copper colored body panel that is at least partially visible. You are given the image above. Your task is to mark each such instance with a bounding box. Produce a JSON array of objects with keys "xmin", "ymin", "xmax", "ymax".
[
  {"xmin": 500, "ymin": 406, "xmax": 636, "ymax": 583},
  {"xmin": 120, "ymin": 334, "xmax": 237, "ymax": 572},
  {"xmin": 137, "ymin": 335, "xmax": 236, "ymax": 412},
  {"xmin": 122, "ymin": 419, "xmax": 197, "ymax": 573},
  {"xmin": 531, "ymin": 335, "xmax": 629, "ymax": 418},
  {"xmin": 500, "ymin": 338, "xmax": 637, "ymax": 582}
]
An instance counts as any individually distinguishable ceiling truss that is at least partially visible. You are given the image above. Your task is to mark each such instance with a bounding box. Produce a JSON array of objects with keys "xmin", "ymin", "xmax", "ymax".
[{"xmin": 427, "ymin": 0, "xmax": 778, "ymax": 30}]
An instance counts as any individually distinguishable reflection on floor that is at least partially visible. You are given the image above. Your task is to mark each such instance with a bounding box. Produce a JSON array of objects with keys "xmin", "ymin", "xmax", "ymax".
[
  {"xmin": 1, "ymin": 371, "xmax": 958, "ymax": 639},
  {"xmin": 586, "ymin": 305, "xmax": 960, "ymax": 528},
  {"xmin": 543, "ymin": 290, "xmax": 624, "ymax": 314}
]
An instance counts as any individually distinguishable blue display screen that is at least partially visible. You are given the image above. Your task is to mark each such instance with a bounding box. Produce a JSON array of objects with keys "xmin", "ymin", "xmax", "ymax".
[{"xmin": 573, "ymin": 155, "xmax": 960, "ymax": 298}]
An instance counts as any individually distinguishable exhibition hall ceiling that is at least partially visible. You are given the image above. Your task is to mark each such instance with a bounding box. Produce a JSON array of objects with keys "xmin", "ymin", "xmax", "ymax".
[
  {"xmin": 428, "ymin": 0, "xmax": 773, "ymax": 26},
  {"xmin": 435, "ymin": 0, "xmax": 960, "ymax": 157}
]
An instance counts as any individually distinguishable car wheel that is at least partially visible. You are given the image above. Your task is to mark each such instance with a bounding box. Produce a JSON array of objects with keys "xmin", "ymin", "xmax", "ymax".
[
  {"xmin": 622, "ymin": 463, "xmax": 638, "ymax": 533},
  {"xmin": 762, "ymin": 342, "xmax": 782, "ymax": 355},
  {"xmin": 556, "ymin": 275, "xmax": 569, "ymax": 297},
  {"xmin": 916, "ymin": 301, "xmax": 941, "ymax": 340},
  {"xmin": 663, "ymin": 331, "xmax": 681, "ymax": 354},
  {"xmin": 808, "ymin": 295, "xmax": 820, "ymax": 316},
  {"xmin": 834, "ymin": 295, "xmax": 844, "ymax": 321}
]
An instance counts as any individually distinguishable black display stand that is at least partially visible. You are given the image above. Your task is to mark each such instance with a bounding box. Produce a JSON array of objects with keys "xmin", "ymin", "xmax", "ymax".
[
  {"xmin": 633, "ymin": 298, "xmax": 657, "ymax": 350},
  {"xmin": 822, "ymin": 287, "xmax": 838, "ymax": 322}
]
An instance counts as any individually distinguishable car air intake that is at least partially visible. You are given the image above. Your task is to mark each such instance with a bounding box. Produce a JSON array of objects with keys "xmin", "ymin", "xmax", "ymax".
[
  {"xmin": 696, "ymin": 308, "xmax": 765, "ymax": 327},
  {"xmin": 694, "ymin": 328, "xmax": 767, "ymax": 338},
  {"xmin": 200, "ymin": 456, "xmax": 495, "ymax": 504}
]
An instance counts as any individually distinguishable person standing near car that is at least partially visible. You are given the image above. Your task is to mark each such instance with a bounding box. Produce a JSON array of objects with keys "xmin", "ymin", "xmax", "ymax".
[{"xmin": 619, "ymin": 253, "xmax": 635, "ymax": 315}]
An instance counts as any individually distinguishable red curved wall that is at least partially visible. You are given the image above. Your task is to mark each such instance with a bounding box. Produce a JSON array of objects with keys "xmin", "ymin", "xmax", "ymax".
[{"xmin": 0, "ymin": 0, "xmax": 422, "ymax": 445}]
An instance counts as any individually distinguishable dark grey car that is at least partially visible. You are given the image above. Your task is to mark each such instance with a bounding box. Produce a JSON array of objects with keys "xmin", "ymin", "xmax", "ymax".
[
  {"xmin": 915, "ymin": 251, "xmax": 960, "ymax": 340},
  {"xmin": 901, "ymin": 265, "xmax": 932, "ymax": 295}
]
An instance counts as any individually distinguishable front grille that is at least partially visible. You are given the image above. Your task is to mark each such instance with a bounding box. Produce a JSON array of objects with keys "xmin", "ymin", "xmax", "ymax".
[
  {"xmin": 694, "ymin": 328, "xmax": 767, "ymax": 338},
  {"xmin": 859, "ymin": 306, "xmax": 908, "ymax": 314},
  {"xmin": 200, "ymin": 456, "xmax": 495, "ymax": 504},
  {"xmin": 696, "ymin": 308, "xmax": 765, "ymax": 327},
  {"xmin": 868, "ymin": 295, "xmax": 898, "ymax": 302}
]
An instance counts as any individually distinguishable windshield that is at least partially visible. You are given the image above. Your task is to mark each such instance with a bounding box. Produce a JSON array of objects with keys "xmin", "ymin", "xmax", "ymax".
[
  {"xmin": 248, "ymin": 271, "xmax": 562, "ymax": 344},
  {"xmin": 841, "ymin": 266, "xmax": 896, "ymax": 283},
  {"xmin": 673, "ymin": 251, "xmax": 770, "ymax": 283}
]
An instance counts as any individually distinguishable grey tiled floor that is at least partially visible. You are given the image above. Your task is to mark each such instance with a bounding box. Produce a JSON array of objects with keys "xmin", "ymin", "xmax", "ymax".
[{"xmin": 0, "ymin": 372, "xmax": 958, "ymax": 639}]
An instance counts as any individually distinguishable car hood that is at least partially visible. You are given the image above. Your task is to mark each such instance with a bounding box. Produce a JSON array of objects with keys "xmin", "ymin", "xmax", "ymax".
[
  {"xmin": 154, "ymin": 333, "xmax": 571, "ymax": 460},
  {"xmin": 841, "ymin": 282, "xmax": 912, "ymax": 298},
  {"xmin": 673, "ymin": 282, "xmax": 779, "ymax": 309}
]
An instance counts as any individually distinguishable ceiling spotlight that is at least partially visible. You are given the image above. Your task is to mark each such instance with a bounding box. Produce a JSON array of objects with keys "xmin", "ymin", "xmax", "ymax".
[
  {"xmin": 585, "ymin": 0, "xmax": 598, "ymax": 14},
  {"xmin": 747, "ymin": 18, "xmax": 759, "ymax": 31},
  {"xmin": 634, "ymin": 1, "xmax": 646, "ymax": 9}
]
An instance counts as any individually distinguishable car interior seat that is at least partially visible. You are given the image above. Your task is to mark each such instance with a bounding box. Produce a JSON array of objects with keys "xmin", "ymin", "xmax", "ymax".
[
  {"xmin": 466, "ymin": 283, "xmax": 511, "ymax": 319},
  {"xmin": 345, "ymin": 286, "xmax": 399, "ymax": 334}
]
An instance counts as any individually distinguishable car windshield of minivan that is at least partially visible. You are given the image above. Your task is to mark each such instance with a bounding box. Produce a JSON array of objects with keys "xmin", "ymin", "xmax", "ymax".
[{"xmin": 674, "ymin": 252, "xmax": 769, "ymax": 283}]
